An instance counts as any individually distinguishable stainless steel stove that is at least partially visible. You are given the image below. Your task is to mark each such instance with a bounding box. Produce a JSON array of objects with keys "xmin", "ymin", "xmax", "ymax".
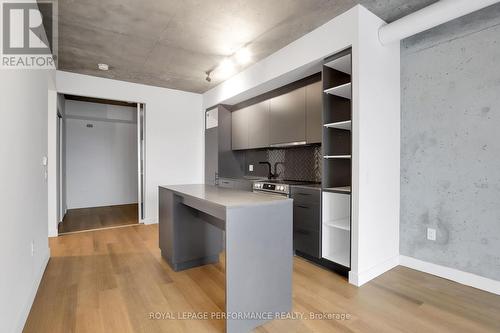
[
  {"xmin": 253, "ymin": 181, "xmax": 290, "ymax": 196},
  {"xmin": 253, "ymin": 180, "xmax": 316, "ymax": 197}
]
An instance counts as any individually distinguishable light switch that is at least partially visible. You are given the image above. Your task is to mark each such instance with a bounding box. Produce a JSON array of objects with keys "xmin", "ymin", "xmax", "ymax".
[
  {"xmin": 427, "ymin": 228, "xmax": 436, "ymax": 241},
  {"xmin": 249, "ymin": 164, "xmax": 254, "ymax": 172}
]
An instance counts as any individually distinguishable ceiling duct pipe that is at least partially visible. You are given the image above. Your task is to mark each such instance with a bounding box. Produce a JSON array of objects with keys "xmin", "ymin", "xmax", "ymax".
[{"xmin": 378, "ymin": 0, "xmax": 500, "ymax": 45}]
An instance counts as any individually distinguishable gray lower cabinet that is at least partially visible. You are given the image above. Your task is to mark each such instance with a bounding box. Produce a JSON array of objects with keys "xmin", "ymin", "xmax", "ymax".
[
  {"xmin": 291, "ymin": 186, "xmax": 321, "ymax": 258},
  {"xmin": 248, "ymin": 101, "xmax": 270, "ymax": 149},
  {"xmin": 269, "ymin": 87, "xmax": 306, "ymax": 145},
  {"xmin": 306, "ymin": 80, "xmax": 323, "ymax": 144},
  {"xmin": 231, "ymin": 108, "xmax": 248, "ymax": 150}
]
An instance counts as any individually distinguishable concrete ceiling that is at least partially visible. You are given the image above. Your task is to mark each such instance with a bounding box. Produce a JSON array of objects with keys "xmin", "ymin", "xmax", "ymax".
[{"xmin": 56, "ymin": 0, "xmax": 437, "ymax": 93}]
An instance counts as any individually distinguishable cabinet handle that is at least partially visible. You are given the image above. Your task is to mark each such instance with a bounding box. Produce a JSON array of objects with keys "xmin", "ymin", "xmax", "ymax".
[
  {"xmin": 270, "ymin": 141, "xmax": 307, "ymax": 148},
  {"xmin": 296, "ymin": 205, "xmax": 309, "ymax": 209},
  {"xmin": 294, "ymin": 228, "xmax": 310, "ymax": 235},
  {"xmin": 296, "ymin": 193, "xmax": 311, "ymax": 196}
]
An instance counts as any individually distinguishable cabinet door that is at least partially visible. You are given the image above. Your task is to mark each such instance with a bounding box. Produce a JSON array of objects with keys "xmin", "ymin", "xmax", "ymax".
[
  {"xmin": 248, "ymin": 101, "xmax": 270, "ymax": 149},
  {"xmin": 294, "ymin": 229, "xmax": 320, "ymax": 258},
  {"xmin": 218, "ymin": 178, "xmax": 235, "ymax": 189},
  {"xmin": 231, "ymin": 108, "xmax": 248, "ymax": 150},
  {"xmin": 306, "ymin": 81, "xmax": 323, "ymax": 143},
  {"xmin": 269, "ymin": 87, "xmax": 306, "ymax": 145}
]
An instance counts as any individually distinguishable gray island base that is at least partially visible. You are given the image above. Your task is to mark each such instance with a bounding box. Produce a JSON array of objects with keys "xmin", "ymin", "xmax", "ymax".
[{"xmin": 159, "ymin": 184, "xmax": 293, "ymax": 333}]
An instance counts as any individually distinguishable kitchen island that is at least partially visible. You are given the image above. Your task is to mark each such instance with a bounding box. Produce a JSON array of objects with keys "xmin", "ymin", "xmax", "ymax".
[{"xmin": 158, "ymin": 184, "xmax": 293, "ymax": 333}]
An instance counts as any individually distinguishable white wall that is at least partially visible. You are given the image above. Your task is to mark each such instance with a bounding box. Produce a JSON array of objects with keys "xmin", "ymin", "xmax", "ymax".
[
  {"xmin": 0, "ymin": 68, "xmax": 53, "ymax": 332},
  {"xmin": 56, "ymin": 71, "xmax": 204, "ymax": 223},
  {"xmin": 65, "ymin": 100, "xmax": 138, "ymax": 209},
  {"xmin": 350, "ymin": 6, "xmax": 400, "ymax": 285}
]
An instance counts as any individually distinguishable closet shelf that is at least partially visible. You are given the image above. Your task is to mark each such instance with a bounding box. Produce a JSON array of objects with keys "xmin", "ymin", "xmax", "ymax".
[
  {"xmin": 324, "ymin": 120, "xmax": 351, "ymax": 131},
  {"xmin": 324, "ymin": 82, "xmax": 351, "ymax": 99}
]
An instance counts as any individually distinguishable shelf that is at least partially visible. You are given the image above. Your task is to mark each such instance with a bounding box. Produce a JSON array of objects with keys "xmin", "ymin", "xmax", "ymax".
[
  {"xmin": 323, "ymin": 186, "xmax": 351, "ymax": 194},
  {"xmin": 322, "ymin": 225, "xmax": 350, "ymax": 267},
  {"xmin": 323, "ymin": 218, "xmax": 350, "ymax": 231},
  {"xmin": 323, "ymin": 249, "xmax": 350, "ymax": 267},
  {"xmin": 323, "ymin": 82, "xmax": 351, "ymax": 99},
  {"xmin": 324, "ymin": 120, "xmax": 351, "ymax": 131},
  {"xmin": 324, "ymin": 155, "xmax": 351, "ymax": 159},
  {"xmin": 324, "ymin": 54, "xmax": 351, "ymax": 74}
]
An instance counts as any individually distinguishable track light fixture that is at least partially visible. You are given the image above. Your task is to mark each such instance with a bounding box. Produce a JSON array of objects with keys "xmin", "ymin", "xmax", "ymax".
[{"xmin": 204, "ymin": 45, "xmax": 253, "ymax": 82}]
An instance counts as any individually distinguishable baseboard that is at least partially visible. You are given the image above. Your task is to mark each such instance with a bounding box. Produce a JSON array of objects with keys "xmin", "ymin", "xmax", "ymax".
[
  {"xmin": 400, "ymin": 255, "xmax": 500, "ymax": 295},
  {"xmin": 48, "ymin": 224, "xmax": 58, "ymax": 238},
  {"xmin": 141, "ymin": 217, "xmax": 158, "ymax": 225},
  {"xmin": 16, "ymin": 248, "xmax": 50, "ymax": 332},
  {"xmin": 349, "ymin": 255, "xmax": 400, "ymax": 286},
  {"xmin": 67, "ymin": 202, "xmax": 139, "ymax": 210}
]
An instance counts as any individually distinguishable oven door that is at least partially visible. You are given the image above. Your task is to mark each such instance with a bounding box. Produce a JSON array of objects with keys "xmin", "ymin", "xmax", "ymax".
[{"xmin": 252, "ymin": 189, "xmax": 289, "ymax": 197}]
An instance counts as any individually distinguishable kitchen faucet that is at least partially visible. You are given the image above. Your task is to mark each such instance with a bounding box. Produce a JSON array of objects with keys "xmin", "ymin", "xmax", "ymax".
[
  {"xmin": 274, "ymin": 162, "xmax": 285, "ymax": 178},
  {"xmin": 259, "ymin": 161, "xmax": 284, "ymax": 180}
]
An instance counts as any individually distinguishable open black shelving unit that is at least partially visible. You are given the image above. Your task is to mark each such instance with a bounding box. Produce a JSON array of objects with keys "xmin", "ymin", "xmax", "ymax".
[{"xmin": 321, "ymin": 48, "xmax": 352, "ymax": 272}]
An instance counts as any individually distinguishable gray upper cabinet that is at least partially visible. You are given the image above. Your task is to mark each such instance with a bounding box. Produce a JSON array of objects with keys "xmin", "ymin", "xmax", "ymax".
[
  {"xmin": 247, "ymin": 101, "xmax": 270, "ymax": 149},
  {"xmin": 269, "ymin": 87, "xmax": 306, "ymax": 145},
  {"xmin": 206, "ymin": 106, "xmax": 245, "ymax": 184},
  {"xmin": 306, "ymin": 81, "xmax": 323, "ymax": 143},
  {"xmin": 231, "ymin": 108, "xmax": 249, "ymax": 150}
]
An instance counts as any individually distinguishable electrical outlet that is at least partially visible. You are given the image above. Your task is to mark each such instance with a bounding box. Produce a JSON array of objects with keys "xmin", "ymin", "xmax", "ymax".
[
  {"xmin": 31, "ymin": 240, "xmax": 35, "ymax": 256},
  {"xmin": 249, "ymin": 164, "xmax": 254, "ymax": 172},
  {"xmin": 427, "ymin": 228, "xmax": 436, "ymax": 241}
]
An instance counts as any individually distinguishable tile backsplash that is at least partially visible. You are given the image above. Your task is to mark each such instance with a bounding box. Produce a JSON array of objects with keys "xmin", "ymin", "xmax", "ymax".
[{"xmin": 244, "ymin": 144, "xmax": 322, "ymax": 182}]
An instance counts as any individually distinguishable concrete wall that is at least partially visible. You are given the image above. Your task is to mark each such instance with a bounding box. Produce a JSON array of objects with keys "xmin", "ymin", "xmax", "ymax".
[
  {"xmin": 400, "ymin": 4, "xmax": 500, "ymax": 281},
  {"xmin": 65, "ymin": 100, "xmax": 138, "ymax": 209}
]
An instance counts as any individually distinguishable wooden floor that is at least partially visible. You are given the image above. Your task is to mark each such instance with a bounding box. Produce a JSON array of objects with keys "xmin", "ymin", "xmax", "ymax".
[
  {"xmin": 58, "ymin": 204, "xmax": 138, "ymax": 234},
  {"xmin": 25, "ymin": 225, "xmax": 500, "ymax": 333}
]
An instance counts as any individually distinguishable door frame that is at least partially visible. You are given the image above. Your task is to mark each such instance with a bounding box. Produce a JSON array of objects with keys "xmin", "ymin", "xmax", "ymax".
[
  {"xmin": 54, "ymin": 93, "xmax": 146, "ymax": 234},
  {"xmin": 57, "ymin": 111, "xmax": 63, "ymax": 223},
  {"xmin": 137, "ymin": 103, "xmax": 145, "ymax": 222}
]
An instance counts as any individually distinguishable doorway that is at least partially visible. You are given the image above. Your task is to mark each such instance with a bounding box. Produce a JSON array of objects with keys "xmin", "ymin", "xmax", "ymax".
[{"xmin": 57, "ymin": 94, "xmax": 145, "ymax": 234}]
